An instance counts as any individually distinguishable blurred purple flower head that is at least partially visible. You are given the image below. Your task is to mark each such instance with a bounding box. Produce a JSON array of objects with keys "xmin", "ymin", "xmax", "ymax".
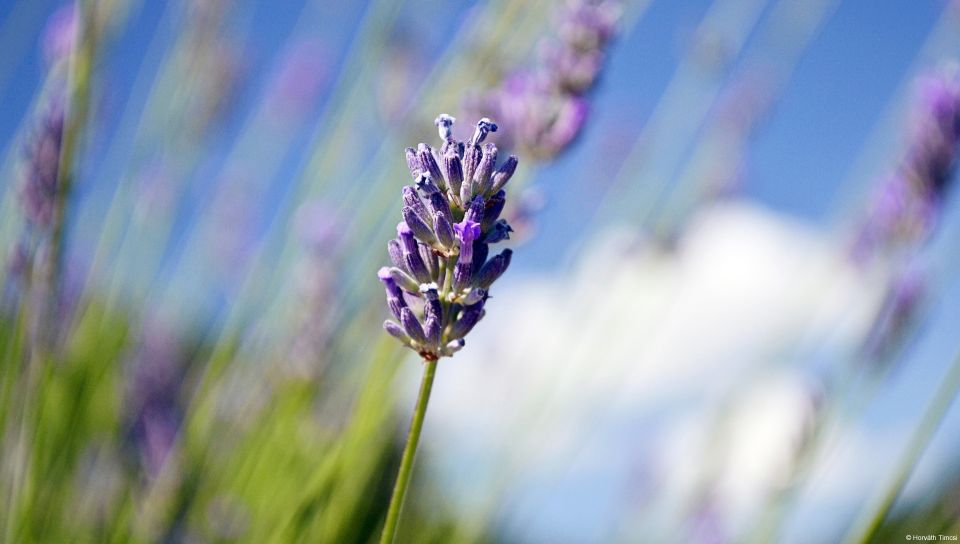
[
  {"xmin": 19, "ymin": 98, "xmax": 66, "ymax": 230},
  {"xmin": 852, "ymin": 65, "xmax": 960, "ymax": 264},
  {"xmin": 42, "ymin": 4, "xmax": 77, "ymax": 66},
  {"xmin": 381, "ymin": 116, "xmax": 519, "ymax": 360},
  {"xmin": 469, "ymin": 0, "xmax": 621, "ymax": 160},
  {"xmin": 126, "ymin": 317, "xmax": 186, "ymax": 478}
]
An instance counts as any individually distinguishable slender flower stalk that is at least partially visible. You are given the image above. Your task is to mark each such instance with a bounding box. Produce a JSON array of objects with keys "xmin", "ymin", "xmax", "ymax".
[
  {"xmin": 843, "ymin": 346, "xmax": 960, "ymax": 544},
  {"xmin": 379, "ymin": 115, "xmax": 519, "ymax": 543}
]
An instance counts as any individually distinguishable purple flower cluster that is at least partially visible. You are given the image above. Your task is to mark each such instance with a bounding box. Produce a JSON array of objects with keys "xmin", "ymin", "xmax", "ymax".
[
  {"xmin": 852, "ymin": 68, "xmax": 960, "ymax": 263},
  {"xmin": 470, "ymin": 0, "xmax": 620, "ymax": 160},
  {"xmin": 19, "ymin": 100, "xmax": 66, "ymax": 230},
  {"xmin": 380, "ymin": 115, "xmax": 518, "ymax": 360}
]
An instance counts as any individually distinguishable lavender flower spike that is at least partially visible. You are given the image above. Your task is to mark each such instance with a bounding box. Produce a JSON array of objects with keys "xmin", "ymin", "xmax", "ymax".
[
  {"xmin": 379, "ymin": 115, "xmax": 519, "ymax": 361},
  {"xmin": 378, "ymin": 117, "xmax": 521, "ymax": 544}
]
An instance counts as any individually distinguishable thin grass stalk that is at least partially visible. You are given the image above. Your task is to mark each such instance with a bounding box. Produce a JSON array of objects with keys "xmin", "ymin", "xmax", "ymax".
[{"xmin": 843, "ymin": 348, "xmax": 960, "ymax": 544}]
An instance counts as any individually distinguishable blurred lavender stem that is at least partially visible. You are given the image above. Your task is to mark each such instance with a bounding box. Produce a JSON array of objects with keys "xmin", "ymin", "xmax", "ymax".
[
  {"xmin": 380, "ymin": 359, "xmax": 437, "ymax": 544},
  {"xmin": 45, "ymin": 0, "xmax": 96, "ymax": 344},
  {"xmin": 844, "ymin": 347, "xmax": 960, "ymax": 544}
]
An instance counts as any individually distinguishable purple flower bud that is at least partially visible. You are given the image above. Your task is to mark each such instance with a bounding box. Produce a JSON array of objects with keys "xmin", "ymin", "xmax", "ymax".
[
  {"xmin": 379, "ymin": 267, "xmax": 409, "ymax": 319},
  {"xmin": 397, "ymin": 222, "xmax": 418, "ymax": 254},
  {"xmin": 461, "ymin": 287, "xmax": 486, "ymax": 306},
  {"xmin": 405, "ymin": 244, "xmax": 433, "ymax": 284},
  {"xmin": 387, "ymin": 239, "xmax": 405, "ymax": 270},
  {"xmin": 419, "ymin": 282, "xmax": 440, "ymax": 300},
  {"xmin": 462, "ymin": 144, "xmax": 482, "ymax": 196},
  {"xmin": 472, "ymin": 242, "xmax": 489, "ymax": 275},
  {"xmin": 429, "ymin": 191, "xmax": 453, "ymax": 224},
  {"xmin": 402, "ymin": 186, "xmax": 431, "ymax": 225},
  {"xmin": 472, "ymin": 117, "xmax": 498, "ymax": 146},
  {"xmin": 415, "ymin": 172, "xmax": 441, "ymax": 195},
  {"xmin": 418, "ymin": 144, "xmax": 446, "ymax": 191},
  {"xmin": 387, "ymin": 266, "xmax": 420, "ymax": 294},
  {"xmin": 433, "ymin": 211, "xmax": 456, "ymax": 248},
  {"xmin": 453, "ymin": 261, "xmax": 473, "ymax": 293},
  {"xmin": 402, "ymin": 206, "xmax": 437, "ymax": 245},
  {"xmin": 473, "ymin": 143, "xmax": 498, "ymax": 196},
  {"xmin": 482, "ymin": 190, "xmax": 506, "ymax": 230},
  {"xmin": 419, "ymin": 242, "xmax": 439, "ymax": 278},
  {"xmin": 384, "ymin": 320, "xmax": 414, "ymax": 347},
  {"xmin": 399, "ymin": 308, "xmax": 428, "ymax": 345},
  {"xmin": 490, "ymin": 155, "xmax": 519, "ymax": 194},
  {"xmin": 405, "ymin": 147, "xmax": 422, "ymax": 180},
  {"xmin": 443, "ymin": 338, "xmax": 465, "ymax": 356},
  {"xmin": 424, "ymin": 316, "xmax": 442, "ymax": 347},
  {"xmin": 464, "ymin": 196, "xmax": 486, "ymax": 226},
  {"xmin": 484, "ymin": 219, "xmax": 513, "ymax": 244},
  {"xmin": 435, "ymin": 113, "xmax": 456, "ymax": 142},
  {"xmin": 444, "ymin": 147, "xmax": 464, "ymax": 200},
  {"xmin": 450, "ymin": 301, "xmax": 485, "ymax": 340},
  {"xmin": 476, "ymin": 249, "xmax": 512, "ymax": 289}
]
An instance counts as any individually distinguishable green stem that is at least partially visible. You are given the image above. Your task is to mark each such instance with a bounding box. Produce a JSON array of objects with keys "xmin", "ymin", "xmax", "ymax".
[
  {"xmin": 844, "ymin": 348, "xmax": 960, "ymax": 544},
  {"xmin": 380, "ymin": 359, "xmax": 438, "ymax": 544}
]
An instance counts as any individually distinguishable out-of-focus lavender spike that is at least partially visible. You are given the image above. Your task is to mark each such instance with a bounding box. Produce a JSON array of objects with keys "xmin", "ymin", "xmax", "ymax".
[
  {"xmin": 473, "ymin": 143, "xmax": 498, "ymax": 196},
  {"xmin": 449, "ymin": 301, "xmax": 485, "ymax": 340},
  {"xmin": 433, "ymin": 212, "xmax": 456, "ymax": 248},
  {"xmin": 852, "ymin": 67, "xmax": 960, "ymax": 264},
  {"xmin": 467, "ymin": 0, "xmax": 620, "ymax": 160},
  {"xmin": 400, "ymin": 307, "xmax": 428, "ymax": 345},
  {"xmin": 476, "ymin": 249, "xmax": 513, "ymax": 289},
  {"xmin": 402, "ymin": 206, "xmax": 437, "ymax": 245},
  {"xmin": 418, "ymin": 144, "xmax": 446, "ymax": 192},
  {"xmin": 402, "ymin": 186, "xmax": 431, "ymax": 226},
  {"xmin": 387, "ymin": 239, "xmax": 406, "ymax": 270},
  {"xmin": 435, "ymin": 113, "xmax": 456, "ymax": 142},
  {"xmin": 41, "ymin": 5, "xmax": 77, "ymax": 66},
  {"xmin": 490, "ymin": 155, "xmax": 519, "ymax": 194},
  {"xmin": 20, "ymin": 100, "xmax": 66, "ymax": 229}
]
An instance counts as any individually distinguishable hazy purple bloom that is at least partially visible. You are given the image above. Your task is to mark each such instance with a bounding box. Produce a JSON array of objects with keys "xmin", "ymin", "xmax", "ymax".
[
  {"xmin": 41, "ymin": 5, "xmax": 77, "ymax": 66},
  {"xmin": 20, "ymin": 99, "xmax": 65, "ymax": 230},
  {"xmin": 469, "ymin": 0, "xmax": 621, "ymax": 160},
  {"xmin": 852, "ymin": 67, "xmax": 960, "ymax": 264},
  {"xmin": 380, "ymin": 116, "xmax": 519, "ymax": 360}
]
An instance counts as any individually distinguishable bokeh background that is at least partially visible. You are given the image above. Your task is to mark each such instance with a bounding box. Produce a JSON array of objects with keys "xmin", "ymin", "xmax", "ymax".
[{"xmin": 1, "ymin": 0, "xmax": 960, "ymax": 542}]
